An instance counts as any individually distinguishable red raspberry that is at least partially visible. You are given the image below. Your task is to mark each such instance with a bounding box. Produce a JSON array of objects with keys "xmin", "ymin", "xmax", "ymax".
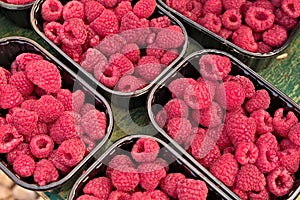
[
  {"xmin": 167, "ymin": 117, "xmax": 192, "ymax": 145},
  {"xmin": 115, "ymin": 1, "xmax": 132, "ymax": 21},
  {"xmin": 222, "ymin": 0, "xmax": 245, "ymax": 10},
  {"xmin": 106, "ymin": 155, "xmax": 135, "ymax": 178},
  {"xmin": 273, "ymin": 108, "xmax": 298, "ymax": 138},
  {"xmin": 257, "ymin": 41, "xmax": 273, "ymax": 53},
  {"xmin": 199, "ymin": 13, "xmax": 222, "ymax": 34},
  {"xmin": 186, "ymin": 0, "xmax": 203, "ymax": 18},
  {"xmin": 57, "ymin": 89, "xmax": 85, "ymax": 112},
  {"xmin": 83, "ymin": 25, "xmax": 101, "ymax": 50},
  {"xmin": 244, "ymin": 90, "xmax": 271, "ymax": 113},
  {"xmin": 235, "ymin": 142, "xmax": 259, "ymax": 165},
  {"xmin": 150, "ymin": 16, "xmax": 171, "ymax": 30},
  {"xmin": 0, "ymin": 84, "xmax": 23, "ymax": 109},
  {"xmin": 135, "ymin": 56, "xmax": 162, "ymax": 81},
  {"xmin": 256, "ymin": 144, "xmax": 280, "ymax": 173},
  {"xmin": 146, "ymin": 190, "xmax": 169, "ymax": 200},
  {"xmin": 160, "ymin": 50, "xmax": 178, "ymax": 66},
  {"xmin": 262, "ymin": 25, "xmax": 288, "ymax": 47},
  {"xmin": 256, "ymin": 132, "xmax": 278, "ymax": 151},
  {"xmin": 138, "ymin": 162, "xmax": 166, "ymax": 191},
  {"xmin": 275, "ymin": 8, "xmax": 298, "ymax": 30},
  {"xmin": 233, "ymin": 31, "xmax": 258, "ymax": 52},
  {"xmin": 146, "ymin": 44, "xmax": 166, "ymax": 60},
  {"xmin": 168, "ymin": 78, "xmax": 198, "ymax": 98},
  {"xmin": 81, "ymin": 109, "xmax": 107, "ymax": 140},
  {"xmin": 250, "ymin": 109, "xmax": 274, "ymax": 135},
  {"xmin": 34, "ymin": 159, "xmax": 59, "ymax": 186},
  {"xmin": 245, "ymin": 6, "xmax": 275, "ymax": 32},
  {"xmin": 155, "ymin": 28, "xmax": 185, "ymax": 49},
  {"xmin": 216, "ymin": 126, "xmax": 232, "ymax": 151},
  {"xmin": 117, "ymin": 75, "xmax": 146, "ymax": 92},
  {"xmin": 272, "ymin": 0, "xmax": 283, "ymax": 7},
  {"xmin": 41, "ymin": 0, "xmax": 63, "ymax": 21},
  {"xmin": 236, "ymin": 164, "xmax": 266, "ymax": 192},
  {"xmin": 221, "ymin": 9, "xmax": 242, "ymax": 30},
  {"xmin": 13, "ymin": 155, "xmax": 35, "ymax": 177},
  {"xmin": 48, "ymin": 150, "xmax": 71, "ymax": 174},
  {"xmin": 81, "ymin": 136, "xmax": 96, "ymax": 153},
  {"xmin": 248, "ymin": 187, "xmax": 270, "ymax": 200},
  {"xmin": 35, "ymin": 95, "xmax": 64, "ymax": 123},
  {"xmin": 11, "ymin": 108, "xmax": 38, "ymax": 136},
  {"xmin": 218, "ymin": 28, "xmax": 233, "ymax": 39},
  {"xmin": 231, "ymin": 187, "xmax": 248, "ymax": 200},
  {"xmin": 57, "ymin": 138, "xmax": 86, "ymax": 167},
  {"xmin": 97, "ymin": 34, "xmax": 126, "ymax": 57},
  {"xmin": 279, "ymin": 138, "xmax": 300, "ymax": 151},
  {"xmin": 203, "ymin": 0, "xmax": 222, "ymax": 15},
  {"xmin": 61, "ymin": 44, "xmax": 83, "ymax": 63},
  {"xmin": 176, "ymin": 179, "xmax": 208, "ymax": 200},
  {"xmin": 62, "ymin": 1, "xmax": 84, "ymax": 20},
  {"xmin": 83, "ymin": 177, "xmax": 112, "ymax": 199},
  {"xmin": 254, "ymin": 0, "xmax": 275, "ymax": 12},
  {"xmin": 59, "ymin": 18, "xmax": 87, "ymax": 46},
  {"xmin": 15, "ymin": 53, "xmax": 43, "ymax": 72},
  {"xmin": 155, "ymin": 109, "xmax": 168, "ymax": 129},
  {"xmin": 6, "ymin": 143, "xmax": 31, "ymax": 165},
  {"xmin": 0, "ymin": 68, "xmax": 7, "ymax": 84},
  {"xmin": 131, "ymin": 137, "xmax": 160, "ymax": 163},
  {"xmin": 111, "ymin": 166, "xmax": 140, "ymax": 192},
  {"xmin": 183, "ymin": 82, "xmax": 211, "ymax": 110},
  {"xmin": 199, "ymin": 54, "xmax": 232, "ymax": 81},
  {"xmin": 160, "ymin": 173, "xmax": 185, "ymax": 198},
  {"xmin": 210, "ymin": 153, "xmax": 239, "ymax": 187},
  {"xmin": 108, "ymin": 191, "xmax": 131, "ymax": 200},
  {"xmin": 80, "ymin": 48, "xmax": 107, "ymax": 73},
  {"xmin": 98, "ymin": 65, "xmax": 120, "ymax": 88},
  {"xmin": 30, "ymin": 134, "xmax": 54, "ymax": 158},
  {"xmin": 77, "ymin": 195, "xmax": 101, "ymax": 200},
  {"xmin": 90, "ymin": 9, "xmax": 119, "ymax": 37},
  {"xmin": 253, "ymin": 32, "xmax": 262, "ymax": 41},
  {"xmin": 164, "ymin": 98, "xmax": 189, "ymax": 120},
  {"xmin": 133, "ymin": 0, "xmax": 156, "ymax": 18},
  {"xmin": 165, "ymin": 0, "xmax": 189, "ymax": 13},
  {"xmin": 278, "ymin": 148, "xmax": 299, "ymax": 173},
  {"xmin": 84, "ymin": 1, "xmax": 105, "ymax": 23},
  {"xmin": 109, "ymin": 53, "xmax": 134, "ymax": 77},
  {"xmin": 120, "ymin": 11, "xmax": 149, "ymax": 32},
  {"xmin": 197, "ymin": 145, "xmax": 221, "ymax": 168},
  {"xmin": 121, "ymin": 43, "xmax": 140, "ymax": 64},
  {"xmin": 288, "ymin": 123, "xmax": 300, "ymax": 145},
  {"xmin": 282, "ymin": 0, "xmax": 300, "ymax": 18},
  {"xmin": 131, "ymin": 192, "xmax": 150, "ymax": 200},
  {"xmin": 26, "ymin": 59, "xmax": 61, "ymax": 94},
  {"xmin": 197, "ymin": 78, "xmax": 218, "ymax": 99},
  {"xmin": 43, "ymin": 21, "xmax": 62, "ymax": 45},
  {"xmin": 97, "ymin": 0, "xmax": 118, "ymax": 8},
  {"xmin": 192, "ymin": 102, "xmax": 223, "ymax": 128},
  {"xmin": 0, "ymin": 124, "xmax": 23, "ymax": 153},
  {"xmin": 227, "ymin": 75, "xmax": 255, "ymax": 98},
  {"xmin": 267, "ymin": 167, "xmax": 294, "ymax": 196},
  {"xmin": 80, "ymin": 103, "xmax": 95, "ymax": 116},
  {"xmin": 8, "ymin": 72, "xmax": 31, "ymax": 96}
]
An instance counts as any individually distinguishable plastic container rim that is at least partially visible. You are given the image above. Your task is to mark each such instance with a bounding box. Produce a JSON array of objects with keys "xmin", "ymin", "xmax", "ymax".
[{"xmin": 0, "ymin": 0, "xmax": 33, "ymax": 10}]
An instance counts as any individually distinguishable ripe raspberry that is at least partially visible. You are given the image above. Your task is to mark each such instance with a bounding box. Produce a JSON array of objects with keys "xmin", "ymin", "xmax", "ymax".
[
  {"xmin": 218, "ymin": 28, "xmax": 233, "ymax": 39},
  {"xmin": 257, "ymin": 41, "xmax": 273, "ymax": 53},
  {"xmin": 98, "ymin": 64, "xmax": 120, "ymax": 88},
  {"xmin": 160, "ymin": 173, "xmax": 185, "ymax": 198},
  {"xmin": 35, "ymin": 95, "xmax": 64, "ymax": 123},
  {"xmin": 29, "ymin": 134, "xmax": 54, "ymax": 158},
  {"xmin": 135, "ymin": 56, "xmax": 162, "ymax": 81},
  {"xmin": 48, "ymin": 150, "xmax": 71, "ymax": 174},
  {"xmin": 203, "ymin": 0, "xmax": 222, "ymax": 15},
  {"xmin": 9, "ymin": 71, "xmax": 33, "ymax": 97},
  {"xmin": 250, "ymin": 109, "xmax": 274, "ymax": 135},
  {"xmin": 115, "ymin": 1, "xmax": 132, "ymax": 21},
  {"xmin": 236, "ymin": 164, "xmax": 266, "ymax": 192},
  {"xmin": 77, "ymin": 195, "xmax": 101, "ymax": 200},
  {"xmin": 97, "ymin": 0, "xmax": 118, "ymax": 8},
  {"xmin": 160, "ymin": 50, "xmax": 178, "ymax": 66},
  {"xmin": 168, "ymin": 78, "xmax": 198, "ymax": 98},
  {"xmin": 15, "ymin": 53, "xmax": 43, "ymax": 72},
  {"xmin": 111, "ymin": 166, "xmax": 140, "ymax": 192},
  {"xmin": 13, "ymin": 155, "xmax": 35, "ymax": 177},
  {"xmin": 57, "ymin": 138, "xmax": 86, "ymax": 167},
  {"xmin": 11, "ymin": 108, "xmax": 38, "ymax": 136},
  {"xmin": 199, "ymin": 13, "xmax": 222, "ymax": 34},
  {"xmin": 216, "ymin": 126, "xmax": 232, "ymax": 151},
  {"xmin": 0, "ymin": 84, "xmax": 23, "ymax": 109},
  {"xmin": 106, "ymin": 155, "xmax": 135, "ymax": 178},
  {"xmin": 210, "ymin": 153, "xmax": 238, "ymax": 187},
  {"xmin": 34, "ymin": 159, "xmax": 59, "ymax": 186},
  {"xmin": 228, "ymin": 75, "xmax": 255, "ymax": 98},
  {"xmin": 133, "ymin": 0, "xmax": 156, "ymax": 18},
  {"xmin": 84, "ymin": 1, "xmax": 105, "ymax": 23},
  {"xmin": 81, "ymin": 109, "xmax": 107, "ymax": 140},
  {"xmin": 131, "ymin": 192, "xmax": 150, "ymax": 200},
  {"xmin": 197, "ymin": 145, "xmax": 221, "ymax": 168},
  {"xmin": 57, "ymin": 89, "xmax": 85, "ymax": 112},
  {"xmin": 121, "ymin": 43, "xmax": 140, "ymax": 64},
  {"xmin": 146, "ymin": 190, "xmax": 169, "ymax": 200},
  {"xmin": 41, "ymin": 0, "xmax": 63, "ymax": 21},
  {"xmin": 59, "ymin": 18, "xmax": 87, "ymax": 46},
  {"xmin": 272, "ymin": 0, "xmax": 283, "ymax": 7},
  {"xmin": 183, "ymin": 82, "xmax": 211, "ymax": 110},
  {"xmin": 109, "ymin": 53, "xmax": 134, "ymax": 77},
  {"xmin": 0, "ymin": 68, "xmax": 7, "ymax": 84},
  {"xmin": 43, "ymin": 21, "xmax": 62, "ymax": 45},
  {"xmin": 167, "ymin": 117, "xmax": 192, "ymax": 145},
  {"xmin": 279, "ymin": 138, "xmax": 300, "ymax": 151},
  {"xmin": 231, "ymin": 187, "xmax": 248, "ymax": 200},
  {"xmin": 273, "ymin": 108, "xmax": 298, "ymax": 138},
  {"xmin": 262, "ymin": 25, "xmax": 288, "ymax": 47},
  {"xmin": 248, "ymin": 187, "xmax": 270, "ymax": 200},
  {"xmin": 61, "ymin": 44, "xmax": 83, "ymax": 63},
  {"xmin": 235, "ymin": 142, "xmax": 259, "ymax": 165},
  {"xmin": 233, "ymin": 31, "xmax": 258, "ymax": 52},
  {"xmin": 119, "ymin": 11, "xmax": 149, "ymax": 38},
  {"xmin": 267, "ymin": 167, "xmax": 294, "ymax": 196},
  {"xmin": 6, "ymin": 143, "xmax": 31, "ymax": 165},
  {"xmin": 278, "ymin": 148, "xmax": 299, "ymax": 173},
  {"xmin": 177, "ymin": 179, "xmax": 208, "ymax": 200},
  {"xmin": 117, "ymin": 75, "xmax": 146, "ymax": 92},
  {"xmin": 222, "ymin": 0, "xmax": 245, "ymax": 10},
  {"xmin": 138, "ymin": 162, "xmax": 166, "ymax": 191},
  {"xmin": 245, "ymin": 7, "xmax": 275, "ymax": 32},
  {"xmin": 282, "ymin": 0, "xmax": 300, "ymax": 18},
  {"xmin": 80, "ymin": 48, "xmax": 107, "ymax": 73},
  {"xmin": 97, "ymin": 34, "xmax": 126, "ymax": 57},
  {"xmin": 244, "ymin": 90, "xmax": 271, "ymax": 113},
  {"xmin": 108, "ymin": 191, "xmax": 131, "ymax": 200},
  {"xmin": 146, "ymin": 44, "xmax": 166, "ymax": 60},
  {"xmin": 80, "ymin": 103, "xmax": 95, "ymax": 116},
  {"xmin": 288, "ymin": 123, "xmax": 300, "ymax": 146},
  {"xmin": 254, "ymin": 0, "xmax": 275, "ymax": 12},
  {"xmin": 154, "ymin": 109, "xmax": 168, "ymax": 129},
  {"xmin": 275, "ymin": 8, "xmax": 298, "ymax": 30},
  {"xmin": 256, "ymin": 132, "xmax": 278, "ymax": 151},
  {"xmin": 150, "ymin": 16, "xmax": 171, "ymax": 30},
  {"xmin": 164, "ymin": 98, "xmax": 189, "ymax": 120},
  {"xmin": 83, "ymin": 177, "xmax": 112, "ymax": 199},
  {"xmin": 155, "ymin": 28, "xmax": 185, "ymax": 49},
  {"xmin": 192, "ymin": 102, "xmax": 223, "ymax": 128},
  {"xmin": 256, "ymin": 144, "xmax": 280, "ymax": 173},
  {"xmin": 131, "ymin": 137, "xmax": 160, "ymax": 163},
  {"xmin": 90, "ymin": 9, "xmax": 119, "ymax": 37},
  {"xmin": 26, "ymin": 59, "xmax": 61, "ymax": 94},
  {"xmin": 0, "ymin": 124, "xmax": 23, "ymax": 153},
  {"xmin": 222, "ymin": 9, "xmax": 242, "ymax": 30},
  {"xmin": 62, "ymin": 1, "xmax": 84, "ymax": 20}
]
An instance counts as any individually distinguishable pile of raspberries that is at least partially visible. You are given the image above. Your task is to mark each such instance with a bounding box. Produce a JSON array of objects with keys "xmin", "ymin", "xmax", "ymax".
[
  {"xmin": 0, "ymin": 52, "xmax": 108, "ymax": 186},
  {"xmin": 155, "ymin": 53, "xmax": 300, "ymax": 199},
  {"xmin": 165, "ymin": 0, "xmax": 300, "ymax": 53},
  {"xmin": 41, "ymin": 0, "xmax": 185, "ymax": 92},
  {"xmin": 76, "ymin": 137, "xmax": 209, "ymax": 200}
]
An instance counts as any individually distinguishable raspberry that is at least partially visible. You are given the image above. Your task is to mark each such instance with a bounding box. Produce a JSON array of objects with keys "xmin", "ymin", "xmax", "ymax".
[
  {"xmin": 256, "ymin": 144, "xmax": 280, "ymax": 173},
  {"xmin": 0, "ymin": 124, "xmax": 23, "ymax": 153},
  {"xmin": 120, "ymin": 11, "xmax": 148, "ymax": 32},
  {"xmin": 248, "ymin": 187, "xmax": 270, "ymax": 200},
  {"xmin": 43, "ymin": 22, "xmax": 62, "ymax": 45},
  {"xmin": 203, "ymin": 0, "xmax": 222, "ymax": 15},
  {"xmin": 184, "ymin": 0, "xmax": 203, "ymax": 20},
  {"xmin": 57, "ymin": 89, "xmax": 85, "ymax": 112},
  {"xmin": 273, "ymin": 108, "xmax": 298, "ymax": 138},
  {"xmin": 41, "ymin": 0, "xmax": 63, "ymax": 21},
  {"xmin": 147, "ymin": 190, "xmax": 169, "ymax": 200},
  {"xmin": 106, "ymin": 155, "xmax": 135, "ymax": 178},
  {"xmin": 150, "ymin": 16, "xmax": 171, "ymax": 30},
  {"xmin": 97, "ymin": 34, "xmax": 126, "ymax": 57},
  {"xmin": 11, "ymin": 108, "xmax": 38, "ymax": 135},
  {"xmin": 0, "ymin": 84, "xmax": 23, "ymax": 109},
  {"xmin": 233, "ymin": 30, "xmax": 258, "ymax": 52},
  {"xmin": 288, "ymin": 123, "xmax": 300, "ymax": 146},
  {"xmin": 77, "ymin": 195, "xmax": 101, "ymax": 200},
  {"xmin": 135, "ymin": 56, "xmax": 162, "ymax": 81},
  {"xmin": 131, "ymin": 137, "xmax": 160, "ymax": 163},
  {"xmin": 121, "ymin": 43, "xmax": 140, "ymax": 64},
  {"xmin": 192, "ymin": 102, "xmax": 223, "ymax": 128},
  {"xmin": 218, "ymin": 28, "xmax": 233, "ymax": 39},
  {"xmin": 199, "ymin": 13, "xmax": 222, "ymax": 34},
  {"xmin": 109, "ymin": 53, "xmax": 134, "ymax": 77},
  {"xmin": 167, "ymin": 117, "xmax": 192, "ymax": 145},
  {"xmin": 57, "ymin": 138, "xmax": 86, "ymax": 167},
  {"xmin": 236, "ymin": 164, "xmax": 266, "ymax": 192},
  {"xmin": 131, "ymin": 192, "xmax": 150, "ymax": 200},
  {"xmin": 115, "ymin": 1, "xmax": 132, "ymax": 21},
  {"xmin": 245, "ymin": 90, "xmax": 271, "ymax": 113},
  {"xmin": 80, "ymin": 48, "xmax": 107, "ymax": 73},
  {"xmin": 164, "ymin": 98, "xmax": 189, "ymax": 120},
  {"xmin": 272, "ymin": 0, "xmax": 283, "ymax": 7},
  {"xmin": 279, "ymin": 138, "xmax": 300, "ymax": 151},
  {"xmin": 13, "ymin": 155, "xmax": 35, "ymax": 177},
  {"xmin": 26, "ymin": 59, "xmax": 61, "ymax": 94},
  {"xmin": 245, "ymin": 6, "xmax": 275, "ymax": 32},
  {"xmin": 257, "ymin": 41, "xmax": 273, "ymax": 53},
  {"xmin": 278, "ymin": 148, "xmax": 299, "ymax": 173},
  {"xmin": 97, "ymin": 0, "xmax": 118, "ymax": 8},
  {"xmin": 282, "ymin": 0, "xmax": 300, "ymax": 18},
  {"xmin": 229, "ymin": 75, "xmax": 255, "ymax": 98},
  {"xmin": 267, "ymin": 167, "xmax": 294, "ymax": 196},
  {"xmin": 254, "ymin": 0, "xmax": 275, "ymax": 12},
  {"xmin": 29, "ymin": 134, "xmax": 54, "ymax": 158},
  {"xmin": 168, "ymin": 78, "xmax": 198, "ymax": 98},
  {"xmin": 197, "ymin": 145, "xmax": 221, "ymax": 168},
  {"xmin": 275, "ymin": 8, "xmax": 298, "ymax": 30},
  {"xmin": 117, "ymin": 75, "xmax": 146, "ymax": 92},
  {"xmin": 176, "ymin": 179, "xmax": 208, "ymax": 200},
  {"xmin": 15, "ymin": 53, "xmax": 43, "ymax": 72},
  {"xmin": 253, "ymin": 32, "xmax": 262, "ymax": 41},
  {"xmin": 34, "ymin": 159, "xmax": 59, "ymax": 186},
  {"xmin": 262, "ymin": 25, "xmax": 288, "ymax": 47},
  {"xmin": 80, "ymin": 103, "xmax": 95, "ymax": 116},
  {"xmin": 183, "ymin": 82, "xmax": 211, "ymax": 110},
  {"xmin": 133, "ymin": 0, "xmax": 156, "ymax": 18},
  {"xmin": 111, "ymin": 166, "xmax": 140, "ymax": 192},
  {"xmin": 216, "ymin": 126, "xmax": 232, "ymax": 150},
  {"xmin": 160, "ymin": 50, "xmax": 179, "ymax": 66},
  {"xmin": 48, "ymin": 150, "xmax": 71, "ymax": 174},
  {"xmin": 138, "ymin": 162, "xmax": 166, "ymax": 191},
  {"xmin": 83, "ymin": 177, "xmax": 112, "ymax": 199},
  {"xmin": 235, "ymin": 142, "xmax": 259, "ymax": 165},
  {"xmin": 84, "ymin": 1, "xmax": 105, "ymax": 23},
  {"xmin": 199, "ymin": 54, "xmax": 232, "ymax": 81},
  {"xmin": 231, "ymin": 187, "xmax": 248, "ymax": 200},
  {"xmin": 197, "ymin": 78, "xmax": 218, "ymax": 99},
  {"xmin": 155, "ymin": 28, "xmax": 185, "ymax": 49},
  {"xmin": 35, "ymin": 95, "xmax": 64, "ymax": 123},
  {"xmin": 59, "ymin": 18, "xmax": 87, "ymax": 47},
  {"xmin": 81, "ymin": 109, "xmax": 107, "ymax": 140},
  {"xmin": 108, "ymin": 191, "xmax": 131, "ymax": 200},
  {"xmin": 256, "ymin": 132, "xmax": 278, "ymax": 150},
  {"xmin": 251, "ymin": 109, "xmax": 273, "ymax": 135},
  {"xmin": 90, "ymin": 9, "xmax": 119, "ymax": 37},
  {"xmin": 6, "ymin": 143, "xmax": 31, "ymax": 165},
  {"xmin": 221, "ymin": 9, "xmax": 242, "ymax": 30},
  {"xmin": 160, "ymin": 173, "xmax": 185, "ymax": 198},
  {"xmin": 146, "ymin": 44, "xmax": 165, "ymax": 60},
  {"xmin": 61, "ymin": 44, "xmax": 83, "ymax": 63},
  {"xmin": 83, "ymin": 25, "xmax": 101, "ymax": 50},
  {"xmin": 98, "ymin": 65, "xmax": 120, "ymax": 88},
  {"xmin": 222, "ymin": 0, "xmax": 245, "ymax": 10},
  {"xmin": 0, "ymin": 68, "xmax": 7, "ymax": 84},
  {"xmin": 62, "ymin": 1, "xmax": 84, "ymax": 20}
]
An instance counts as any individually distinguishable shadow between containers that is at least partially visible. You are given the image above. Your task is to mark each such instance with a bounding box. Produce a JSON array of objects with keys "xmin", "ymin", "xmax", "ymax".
[
  {"xmin": 0, "ymin": 36, "xmax": 114, "ymax": 191},
  {"xmin": 30, "ymin": 0, "xmax": 189, "ymax": 108},
  {"xmin": 147, "ymin": 49, "xmax": 300, "ymax": 200}
]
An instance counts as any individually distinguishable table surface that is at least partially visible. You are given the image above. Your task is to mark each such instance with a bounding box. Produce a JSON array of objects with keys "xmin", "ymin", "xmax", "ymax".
[{"xmin": 0, "ymin": 11, "xmax": 300, "ymax": 200}]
